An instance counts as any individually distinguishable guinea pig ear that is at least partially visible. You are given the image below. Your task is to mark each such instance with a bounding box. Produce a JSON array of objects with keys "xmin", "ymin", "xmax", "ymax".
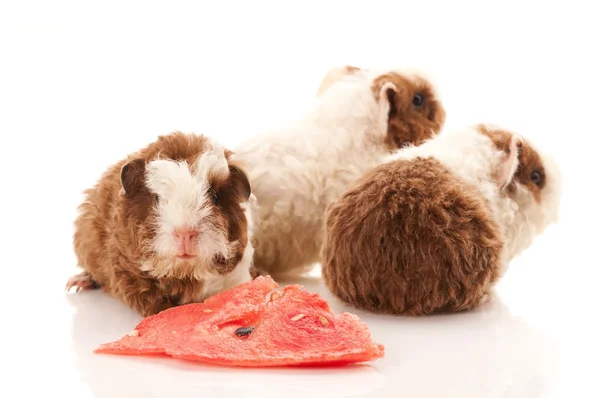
[
  {"xmin": 495, "ymin": 134, "xmax": 523, "ymax": 190},
  {"xmin": 120, "ymin": 158, "xmax": 147, "ymax": 198},
  {"xmin": 377, "ymin": 82, "xmax": 399, "ymax": 128},
  {"xmin": 228, "ymin": 165, "xmax": 251, "ymax": 200}
]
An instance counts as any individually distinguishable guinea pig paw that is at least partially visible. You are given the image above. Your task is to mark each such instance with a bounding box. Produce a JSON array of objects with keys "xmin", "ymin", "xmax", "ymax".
[
  {"xmin": 65, "ymin": 272, "xmax": 100, "ymax": 293},
  {"xmin": 249, "ymin": 266, "xmax": 269, "ymax": 279}
]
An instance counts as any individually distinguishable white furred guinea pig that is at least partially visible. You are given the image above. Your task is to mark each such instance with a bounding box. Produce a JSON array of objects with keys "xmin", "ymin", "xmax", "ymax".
[
  {"xmin": 66, "ymin": 132, "xmax": 257, "ymax": 316},
  {"xmin": 322, "ymin": 124, "xmax": 562, "ymax": 315},
  {"xmin": 232, "ymin": 65, "xmax": 446, "ymax": 278}
]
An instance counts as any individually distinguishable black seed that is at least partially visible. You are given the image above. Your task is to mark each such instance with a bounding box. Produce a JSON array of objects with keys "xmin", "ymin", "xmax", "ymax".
[{"xmin": 234, "ymin": 326, "xmax": 254, "ymax": 337}]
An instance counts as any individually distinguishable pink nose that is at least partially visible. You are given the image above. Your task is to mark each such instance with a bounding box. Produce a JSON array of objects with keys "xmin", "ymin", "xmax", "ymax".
[
  {"xmin": 173, "ymin": 228, "xmax": 199, "ymax": 256},
  {"xmin": 173, "ymin": 228, "xmax": 198, "ymax": 241}
]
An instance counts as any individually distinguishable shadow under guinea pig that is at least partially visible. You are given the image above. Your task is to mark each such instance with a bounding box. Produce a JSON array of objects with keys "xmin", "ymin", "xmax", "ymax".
[{"xmin": 67, "ymin": 289, "xmax": 385, "ymax": 398}]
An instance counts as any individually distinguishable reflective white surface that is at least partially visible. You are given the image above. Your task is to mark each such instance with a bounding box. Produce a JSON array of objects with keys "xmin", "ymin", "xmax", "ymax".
[
  {"xmin": 62, "ymin": 271, "xmax": 561, "ymax": 398},
  {"xmin": 6, "ymin": 227, "xmax": 598, "ymax": 398},
  {"xmin": 1, "ymin": 1, "xmax": 598, "ymax": 397}
]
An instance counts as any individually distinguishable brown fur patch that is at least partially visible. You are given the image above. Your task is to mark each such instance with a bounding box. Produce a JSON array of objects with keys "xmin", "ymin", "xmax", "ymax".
[
  {"xmin": 120, "ymin": 159, "xmax": 147, "ymax": 198},
  {"xmin": 211, "ymin": 161, "xmax": 250, "ymax": 274},
  {"xmin": 477, "ymin": 124, "xmax": 546, "ymax": 202},
  {"xmin": 372, "ymin": 72, "xmax": 446, "ymax": 150},
  {"xmin": 322, "ymin": 157, "xmax": 504, "ymax": 316},
  {"xmin": 72, "ymin": 132, "xmax": 250, "ymax": 316}
]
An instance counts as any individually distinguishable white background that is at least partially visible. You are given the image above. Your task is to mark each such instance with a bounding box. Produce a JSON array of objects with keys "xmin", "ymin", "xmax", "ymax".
[{"xmin": 1, "ymin": 1, "xmax": 598, "ymax": 397}]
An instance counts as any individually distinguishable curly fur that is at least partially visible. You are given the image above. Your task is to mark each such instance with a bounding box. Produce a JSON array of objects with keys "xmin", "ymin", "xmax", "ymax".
[
  {"xmin": 68, "ymin": 132, "xmax": 257, "ymax": 316},
  {"xmin": 232, "ymin": 65, "xmax": 446, "ymax": 277},
  {"xmin": 321, "ymin": 124, "xmax": 562, "ymax": 315}
]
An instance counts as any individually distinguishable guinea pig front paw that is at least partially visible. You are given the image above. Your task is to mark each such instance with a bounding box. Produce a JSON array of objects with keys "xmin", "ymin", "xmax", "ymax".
[
  {"xmin": 249, "ymin": 266, "xmax": 269, "ymax": 279},
  {"xmin": 65, "ymin": 272, "xmax": 100, "ymax": 293}
]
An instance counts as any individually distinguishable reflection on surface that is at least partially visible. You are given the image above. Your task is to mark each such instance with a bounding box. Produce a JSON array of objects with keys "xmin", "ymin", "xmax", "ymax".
[
  {"xmin": 68, "ymin": 287, "xmax": 384, "ymax": 398},
  {"xmin": 68, "ymin": 274, "xmax": 557, "ymax": 398}
]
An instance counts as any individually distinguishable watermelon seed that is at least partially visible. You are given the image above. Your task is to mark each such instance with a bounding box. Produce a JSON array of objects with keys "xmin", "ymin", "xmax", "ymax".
[
  {"xmin": 203, "ymin": 309, "xmax": 213, "ymax": 313},
  {"xmin": 128, "ymin": 330, "xmax": 139, "ymax": 337},
  {"xmin": 290, "ymin": 314, "xmax": 305, "ymax": 321},
  {"xmin": 234, "ymin": 326, "xmax": 255, "ymax": 337},
  {"xmin": 318, "ymin": 316, "xmax": 329, "ymax": 325}
]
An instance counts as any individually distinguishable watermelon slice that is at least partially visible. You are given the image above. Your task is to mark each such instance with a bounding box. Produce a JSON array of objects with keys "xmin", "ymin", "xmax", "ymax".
[{"xmin": 95, "ymin": 276, "xmax": 384, "ymax": 367}]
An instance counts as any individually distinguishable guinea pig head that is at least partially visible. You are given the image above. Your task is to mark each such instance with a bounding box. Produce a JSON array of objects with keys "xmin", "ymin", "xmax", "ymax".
[
  {"xmin": 478, "ymin": 124, "xmax": 563, "ymax": 258},
  {"xmin": 119, "ymin": 137, "xmax": 253, "ymax": 281},
  {"xmin": 314, "ymin": 65, "xmax": 445, "ymax": 149},
  {"xmin": 372, "ymin": 70, "xmax": 446, "ymax": 149}
]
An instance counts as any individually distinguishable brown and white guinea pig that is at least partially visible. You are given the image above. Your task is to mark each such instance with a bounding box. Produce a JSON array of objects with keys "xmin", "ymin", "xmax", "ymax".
[
  {"xmin": 321, "ymin": 124, "xmax": 562, "ymax": 316},
  {"xmin": 66, "ymin": 132, "xmax": 257, "ymax": 317},
  {"xmin": 232, "ymin": 65, "xmax": 446, "ymax": 278}
]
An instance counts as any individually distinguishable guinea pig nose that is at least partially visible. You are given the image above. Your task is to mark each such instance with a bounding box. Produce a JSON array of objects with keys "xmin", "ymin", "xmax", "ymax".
[{"xmin": 173, "ymin": 228, "xmax": 198, "ymax": 241}]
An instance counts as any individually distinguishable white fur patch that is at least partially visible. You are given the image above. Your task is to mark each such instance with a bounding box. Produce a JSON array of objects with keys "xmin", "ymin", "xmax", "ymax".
[
  {"xmin": 196, "ymin": 139, "xmax": 230, "ymax": 182},
  {"xmin": 387, "ymin": 126, "xmax": 504, "ymax": 200},
  {"xmin": 231, "ymin": 69, "xmax": 405, "ymax": 275}
]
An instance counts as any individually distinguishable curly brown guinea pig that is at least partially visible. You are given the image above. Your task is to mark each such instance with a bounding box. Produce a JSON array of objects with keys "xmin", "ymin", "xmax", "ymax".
[
  {"xmin": 66, "ymin": 132, "xmax": 258, "ymax": 317},
  {"xmin": 321, "ymin": 124, "xmax": 563, "ymax": 316}
]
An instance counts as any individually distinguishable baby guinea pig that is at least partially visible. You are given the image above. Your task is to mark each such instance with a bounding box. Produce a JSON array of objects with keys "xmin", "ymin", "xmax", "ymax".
[
  {"xmin": 66, "ymin": 132, "xmax": 257, "ymax": 316},
  {"xmin": 321, "ymin": 124, "xmax": 562, "ymax": 316},
  {"xmin": 232, "ymin": 65, "xmax": 446, "ymax": 278}
]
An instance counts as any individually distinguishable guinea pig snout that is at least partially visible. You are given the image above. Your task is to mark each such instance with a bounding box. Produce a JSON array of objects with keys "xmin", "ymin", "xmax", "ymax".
[{"xmin": 172, "ymin": 228, "xmax": 199, "ymax": 257}]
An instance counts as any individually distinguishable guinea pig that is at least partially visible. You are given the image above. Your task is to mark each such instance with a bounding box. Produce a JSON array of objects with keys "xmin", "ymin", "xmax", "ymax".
[
  {"xmin": 321, "ymin": 124, "xmax": 562, "ymax": 316},
  {"xmin": 65, "ymin": 132, "xmax": 257, "ymax": 317},
  {"xmin": 232, "ymin": 65, "xmax": 446, "ymax": 278}
]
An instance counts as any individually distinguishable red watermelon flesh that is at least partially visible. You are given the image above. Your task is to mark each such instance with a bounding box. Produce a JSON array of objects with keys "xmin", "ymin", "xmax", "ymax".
[
  {"xmin": 95, "ymin": 275, "xmax": 278, "ymax": 356},
  {"xmin": 95, "ymin": 276, "xmax": 384, "ymax": 367}
]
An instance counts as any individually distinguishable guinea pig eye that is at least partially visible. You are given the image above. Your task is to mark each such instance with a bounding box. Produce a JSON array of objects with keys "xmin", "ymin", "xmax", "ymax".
[
  {"xmin": 412, "ymin": 93, "xmax": 424, "ymax": 107},
  {"xmin": 530, "ymin": 170, "xmax": 542, "ymax": 186},
  {"xmin": 154, "ymin": 194, "xmax": 160, "ymax": 202}
]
